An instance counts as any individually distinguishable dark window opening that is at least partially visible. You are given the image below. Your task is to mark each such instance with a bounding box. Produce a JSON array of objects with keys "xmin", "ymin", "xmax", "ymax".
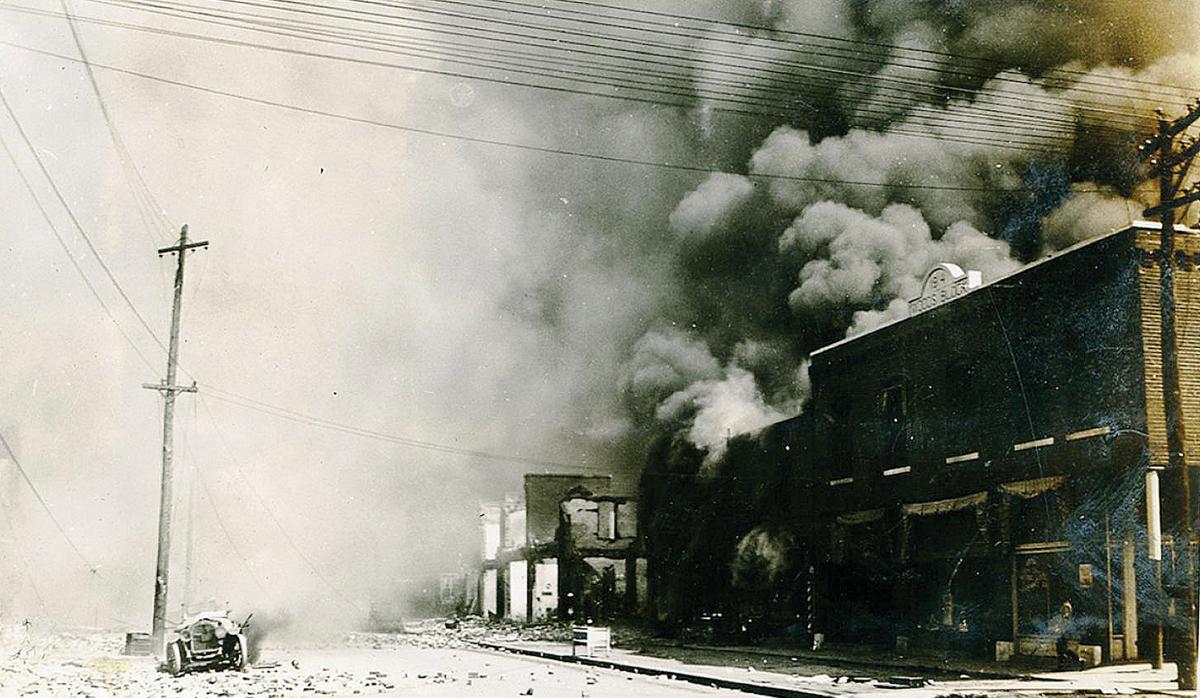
[
  {"xmin": 880, "ymin": 383, "xmax": 908, "ymax": 468},
  {"xmin": 944, "ymin": 360, "xmax": 979, "ymax": 452},
  {"xmin": 597, "ymin": 501, "xmax": 616, "ymax": 540},
  {"xmin": 830, "ymin": 398, "xmax": 853, "ymax": 479}
]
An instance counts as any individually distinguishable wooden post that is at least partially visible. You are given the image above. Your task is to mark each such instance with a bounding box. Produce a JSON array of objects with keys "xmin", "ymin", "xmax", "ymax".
[
  {"xmin": 145, "ymin": 225, "xmax": 207, "ymax": 655},
  {"xmin": 1124, "ymin": 535, "xmax": 1142, "ymax": 662},
  {"xmin": 1105, "ymin": 513, "xmax": 1114, "ymax": 663},
  {"xmin": 1141, "ymin": 105, "xmax": 1200, "ymax": 687},
  {"xmin": 1010, "ymin": 552, "xmax": 1019, "ymax": 643}
]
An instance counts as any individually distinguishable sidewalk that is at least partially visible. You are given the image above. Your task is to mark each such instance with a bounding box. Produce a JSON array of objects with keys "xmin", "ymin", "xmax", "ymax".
[
  {"xmin": 476, "ymin": 639, "xmax": 1190, "ymax": 697},
  {"xmin": 643, "ymin": 640, "xmax": 1036, "ymax": 680}
]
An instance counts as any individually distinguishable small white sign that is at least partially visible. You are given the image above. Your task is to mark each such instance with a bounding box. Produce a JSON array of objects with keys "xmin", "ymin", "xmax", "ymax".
[{"xmin": 909, "ymin": 263, "xmax": 982, "ymax": 315}]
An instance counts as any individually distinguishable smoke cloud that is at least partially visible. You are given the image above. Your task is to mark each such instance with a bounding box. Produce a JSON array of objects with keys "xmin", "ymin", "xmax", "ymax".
[{"xmin": 2, "ymin": 0, "xmax": 1198, "ymax": 631}]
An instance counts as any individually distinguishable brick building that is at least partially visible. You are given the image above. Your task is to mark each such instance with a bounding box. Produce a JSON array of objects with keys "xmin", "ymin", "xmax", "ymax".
[{"xmin": 642, "ymin": 222, "xmax": 1200, "ymax": 664}]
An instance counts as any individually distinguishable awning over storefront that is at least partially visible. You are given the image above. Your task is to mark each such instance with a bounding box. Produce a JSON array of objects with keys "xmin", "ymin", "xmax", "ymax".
[
  {"xmin": 836, "ymin": 509, "xmax": 886, "ymax": 526},
  {"xmin": 901, "ymin": 491, "xmax": 987, "ymax": 517},
  {"xmin": 998, "ymin": 476, "xmax": 1065, "ymax": 499}
]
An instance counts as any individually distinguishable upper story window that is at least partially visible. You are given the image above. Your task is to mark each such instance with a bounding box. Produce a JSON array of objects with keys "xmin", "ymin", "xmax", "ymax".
[
  {"xmin": 597, "ymin": 501, "xmax": 617, "ymax": 540},
  {"xmin": 879, "ymin": 383, "xmax": 909, "ymax": 468},
  {"xmin": 944, "ymin": 360, "xmax": 979, "ymax": 451},
  {"xmin": 830, "ymin": 397, "xmax": 853, "ymax": 478}
]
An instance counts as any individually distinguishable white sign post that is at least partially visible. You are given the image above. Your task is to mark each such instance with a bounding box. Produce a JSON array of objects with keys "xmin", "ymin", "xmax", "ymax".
[{"xmin": 1147, "ymin": 469, "xmax": 1162, "ymax": 562}]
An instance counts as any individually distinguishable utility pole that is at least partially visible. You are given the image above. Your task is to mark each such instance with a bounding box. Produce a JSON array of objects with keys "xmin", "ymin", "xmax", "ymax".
[
  {"xmin": 143, "ymin": 225, "xmax": 207, "ymax": 655},
  {"xmin": 1140, "ymin": 102, "xmax": 1200, "ymax": 690}
]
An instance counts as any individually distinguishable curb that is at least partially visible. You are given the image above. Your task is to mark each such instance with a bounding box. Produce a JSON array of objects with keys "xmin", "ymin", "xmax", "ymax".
[
  {"xmin": 472, "ymin": 641, "xmax": 839, "ymax": 698},
  {"xmin": 660, "ymin": 643, "xmax": 1037, "ymax": 682}
]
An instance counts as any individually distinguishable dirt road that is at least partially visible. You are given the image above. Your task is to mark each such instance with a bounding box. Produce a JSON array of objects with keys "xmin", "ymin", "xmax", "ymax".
[{"xmin": 1, "ymin": 630, "xmax": 748, "ymax": 697}]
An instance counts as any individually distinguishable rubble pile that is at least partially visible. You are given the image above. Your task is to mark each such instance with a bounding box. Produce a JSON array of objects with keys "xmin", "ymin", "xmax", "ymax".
[{"xmin": 342, "ymin": 616, "xmax": 574, "ymax": 651}]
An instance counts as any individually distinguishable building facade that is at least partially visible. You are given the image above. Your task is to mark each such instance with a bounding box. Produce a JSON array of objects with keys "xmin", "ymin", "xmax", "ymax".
[{"xmin": 642, "ymin": 222, "xmax": 1200, "ymax": 663}]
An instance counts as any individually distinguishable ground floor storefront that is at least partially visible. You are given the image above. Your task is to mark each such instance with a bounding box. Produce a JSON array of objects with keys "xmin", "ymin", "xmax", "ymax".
[{"xmin": 817, "ymin": 472, "xmax": 1152, "ymax": 665}]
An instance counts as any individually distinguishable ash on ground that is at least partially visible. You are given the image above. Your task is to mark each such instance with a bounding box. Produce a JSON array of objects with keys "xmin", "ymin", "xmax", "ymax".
[{"xmin": 0, "ymin": 619, "xmax": 662, "ymax": 698}]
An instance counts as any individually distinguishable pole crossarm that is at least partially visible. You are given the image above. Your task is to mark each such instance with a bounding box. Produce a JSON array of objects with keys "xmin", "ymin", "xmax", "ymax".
[
  {"xmin": 1144, "ymin": 187, "xmax": 1200, "ymax": 218},
  {"xmin": 1158, "ymin": 138, "xmax": 1200, "ymax": 171},
  {"xmin": 1167, "ymin": 101, "xmax": 1200, "ymax": 137},
  {"xmin": 141, "ymin": 381, "xmax": 198, "ymax": 394},
  {"xmin": 157, "ymin": 240, "xmax": 208, "ymax": 256},
  {"xmin": 1139, "ymin": 102, "xmax": 1200, "ymax": 162}
]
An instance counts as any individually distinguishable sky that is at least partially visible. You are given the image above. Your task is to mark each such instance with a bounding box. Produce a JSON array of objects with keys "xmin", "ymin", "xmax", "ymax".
[{"xmin": 0, "ymin": 0, "xmax": 1198, "ymax": 630}]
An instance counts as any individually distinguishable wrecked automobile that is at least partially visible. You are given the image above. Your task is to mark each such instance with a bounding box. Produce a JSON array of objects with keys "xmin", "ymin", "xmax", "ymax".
[{"xmin": 164, "ymin": 611, "xmax": 250, "ymax": 676}]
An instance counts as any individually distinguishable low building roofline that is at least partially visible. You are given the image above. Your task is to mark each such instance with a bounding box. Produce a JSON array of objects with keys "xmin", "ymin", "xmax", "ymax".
[{"xmin": 809, "ymin": 221, "xmax": 1198, "ymax": 358}]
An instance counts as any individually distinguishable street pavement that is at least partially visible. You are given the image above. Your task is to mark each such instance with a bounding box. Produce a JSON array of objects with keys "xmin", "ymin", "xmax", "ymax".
[
  {"xmin": 0, "ymin": 630, "xmax": 746, "ymax": 697},
  {"xmin": 1, "ymin": 624, "xmax": 1193, "ymax": 697}
]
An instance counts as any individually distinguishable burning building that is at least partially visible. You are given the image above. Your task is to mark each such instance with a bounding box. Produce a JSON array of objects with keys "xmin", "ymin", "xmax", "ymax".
[{"xmin": 642, "ymin": 221, "xmax": 1200, "ymax": 664}]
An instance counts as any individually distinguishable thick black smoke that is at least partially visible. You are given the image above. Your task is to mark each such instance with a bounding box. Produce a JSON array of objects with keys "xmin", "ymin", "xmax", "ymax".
[{"xmin": 619, "ymin": 0, "xmax": 1198, "ymax": 467}]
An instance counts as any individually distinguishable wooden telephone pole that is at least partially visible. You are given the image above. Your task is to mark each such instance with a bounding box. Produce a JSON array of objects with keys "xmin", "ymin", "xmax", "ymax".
[
  {"xmin": 144, "ymin": 225, "xmax": 207, "ymax": 654},
  {"xmin": 1140, "ymin": 102, "xmax": 1200, "ymax": 690}
]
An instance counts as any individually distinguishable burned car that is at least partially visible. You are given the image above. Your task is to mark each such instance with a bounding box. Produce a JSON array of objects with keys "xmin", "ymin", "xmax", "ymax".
[{"xmin": 164, "ymin": 611, "xmax": 250, "ymax": 676}]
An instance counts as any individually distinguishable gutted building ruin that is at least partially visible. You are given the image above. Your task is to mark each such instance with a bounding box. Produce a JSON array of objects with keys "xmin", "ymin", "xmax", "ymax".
[
  {"xmin": 478, "ymin": 474, "xmax": 616, "ymax": 622},
  {"xmin": 558, "ymin": 489, "xmax": 647, "ymax": 622}
]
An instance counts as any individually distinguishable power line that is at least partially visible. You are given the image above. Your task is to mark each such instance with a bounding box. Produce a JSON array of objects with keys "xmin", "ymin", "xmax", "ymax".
[
  {"xmin": 219, "ymin": 0, "xmax": 1172, "ymax": 128},
  {"xmin": 85, "ymin": 0, "xmax": 1151, "ymax": 130},
  {"xmin": 215, "ymin": 0, "xmax": 1156, "ymax": 130},
  {"xmin": 0, "ymin": 129, "xmax": 160, "ymax": 375},
  {"xmin": 0, "ymin": 493, "xmax": 58, "ymax": 626},
  {"xmin": 4, "ymin": 42, "xmax": 607, "ymax": 476},
  {"xmin": 4, "ymin": 3, "xmax": 1094, "ymax": 154},
  {"xmin": 0, "ymin": 428, "xmax": 100, "ymax": 575},
  {"xmin": 201, "ymin": 385, "xmax": 597, "ymax": 470},
  {"xmin": 72, "ymin": 0, "xmax": 1110, "ymax": 150},
  {"xmin": 408, "ymin": 0, "xmax": 1177, "ymax": 114},
  {"xmin": 531, "ymin": 0, "xmax": 1198, "ymax": 97},
  {"xmin": 181, "ymin": 408, "xmax": 272, "ymax": 597},
  {"xmin": 229, "ymin": 0, "xmax": 1167, "ymax": 140},
  {"xmin": 196, "ymin": 394, "xmax": 364, "ymax": 615},
  {"xmin": 62, "ymin": 0, "xmax": 174, "ymax": 244},
  {"xmin": 151, "ymin": 0, "xmax": 1158, "ymax": 136},
  {"xmin": 0, "ymin": 78, "xmax": 169, "ymax": 356},
  {"xmin": 147, "ymin": 0, "xmax": 1106, "ymax": 141},
  {"xmin": 16, "ymin": 0, "xmax": 1147, "ymax": 150},
  {"xmin": 0, "ymin": 38, "xmax": 1112, "ymax": 193}
]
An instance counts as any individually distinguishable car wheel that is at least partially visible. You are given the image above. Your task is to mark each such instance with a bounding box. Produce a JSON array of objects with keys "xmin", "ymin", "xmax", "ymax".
[
  {"xmin": 232, "ymin": 635, "xmax": 248, "ymax": 671},
  {"xmin": 166, "ymin": 641, "xmax": 185, "ymax": 676}
]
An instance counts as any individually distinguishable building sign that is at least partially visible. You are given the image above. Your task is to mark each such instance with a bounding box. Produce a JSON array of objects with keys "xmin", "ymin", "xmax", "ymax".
[
  {"xmin": 908, "ymin": 263, "xmax": 982, "ymax": 315},
  {"xmin": 1078, "ymin": 563, "xmax": 1094, "ymax": 588}
]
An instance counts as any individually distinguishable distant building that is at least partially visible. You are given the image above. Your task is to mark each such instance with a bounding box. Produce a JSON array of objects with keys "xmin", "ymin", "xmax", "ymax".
[{"xmin": 478, "ymin": 495, "xmax": 525, "ymax": 620}]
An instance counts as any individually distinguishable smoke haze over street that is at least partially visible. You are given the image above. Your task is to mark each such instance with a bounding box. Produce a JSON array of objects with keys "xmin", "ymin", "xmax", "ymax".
[{"xmin": 1, "ymin": 0, "xmax": 1197, "ymax": 633}]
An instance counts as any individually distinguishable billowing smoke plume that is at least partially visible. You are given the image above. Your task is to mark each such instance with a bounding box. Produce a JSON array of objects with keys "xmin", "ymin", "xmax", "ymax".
[{"xmin": 621, "ymin": 1, "xmax": 1200, "ymax": 464}]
